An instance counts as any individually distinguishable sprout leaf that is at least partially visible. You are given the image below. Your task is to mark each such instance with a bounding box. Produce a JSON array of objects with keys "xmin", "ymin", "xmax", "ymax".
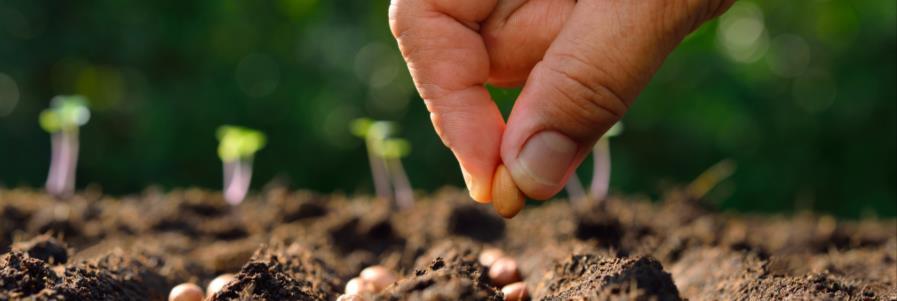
[
  {"xmin": 39, "ymin": 95, "xmax": 90, "ymax": 133},
  {"xmin": 378, "ymin": 138, "xmax": 410, "ymax": 159},
  {"xmin": 217, "ymin": 125, "xmax": 266, "ymax": 162}
]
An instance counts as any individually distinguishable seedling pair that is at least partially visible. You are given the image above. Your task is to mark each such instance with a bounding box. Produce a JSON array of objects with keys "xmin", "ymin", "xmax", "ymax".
[
  {"xmin": 565, "ymin": 123, "xmax": 623, "ymax": 206},
  {"xmin": 352, "ymin": 118, "xmax": 413, "ymax": 209},
  {"xmin": 216, "ymin": 125, "xmax": 266, "ymax": 205},
  {"xmin": 39, "ymin": 96, "xmax": 90, "ymax": 198}
]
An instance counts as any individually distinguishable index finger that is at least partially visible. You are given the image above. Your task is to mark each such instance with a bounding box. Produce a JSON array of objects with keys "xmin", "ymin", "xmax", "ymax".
[{"xmin": 389, "ymin": 0, "xmax": 505, "ymax": 202}]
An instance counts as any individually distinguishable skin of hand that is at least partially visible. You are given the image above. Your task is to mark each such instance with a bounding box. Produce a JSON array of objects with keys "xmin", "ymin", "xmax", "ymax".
[{"xmin": 389, "ymin": 0, "xmax": 735, "ymax": 202}]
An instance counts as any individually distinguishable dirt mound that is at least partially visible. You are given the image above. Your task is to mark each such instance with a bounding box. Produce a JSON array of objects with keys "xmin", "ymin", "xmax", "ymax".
[
  {"xmin": 11, "ymin": 234, "xmax": 70, "ymax": 265},
  {"xmin": 378, "ymin": 241, "xmax": 501, "ymax": 301},
  {"xmin": 209, "ymin": 243, "xmax": 341, "ymax": 300},
  {"xmin": 0, "ymin": 187, "xmax": 894, "ymax": 300},
  {"xmin": 534, "ymin": 254, "xmax": 680, "ymax": 300}
]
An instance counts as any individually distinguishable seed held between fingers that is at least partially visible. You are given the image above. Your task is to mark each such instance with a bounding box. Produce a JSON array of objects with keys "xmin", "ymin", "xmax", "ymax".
[
  {"xmin": 168, "ymin": 283, "xmax": 204, "ymax": 301},
  {"xmin": 492, "ymin": 165, "xmax": 525, "ymax": 218},
  {"xmin": 501, "ymin": 282, "xmax": 528, "ymax": 301},
  {"xmin": 488, "ymin": 257, "xmax": 521, "ymax": 287},
  {"xmin": 359, "ymin": 265, "xmax": 397, "ymax": 292},
  {"xmin": 207, "ymin": 273, "xmax": 236, "ymax": 297},
  {"xmin": 479, "ymin": 248, "xmax": 506, "ymax": 267}
]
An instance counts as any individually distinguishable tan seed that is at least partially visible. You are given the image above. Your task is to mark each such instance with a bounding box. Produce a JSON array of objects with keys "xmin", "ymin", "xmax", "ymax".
[
  {"xmin": 345, "ymin": 277, "xmax": 375, "ymax": 295},
  {"xmin": 337, "ymin": 294, "xmax": 368, "ymax": 301},
  {"xmin": 501, "ymin": 282, "xmax": 528, "ymax": 301},
  {"xmin": 488, "ymin": 257, "xmax": 521, "ymax": 287},
  {"xmin": 206, "ymin": 273, "xmax": 235, "ymax": 297},
  {"xmin": 491, "ymin": 165, "xmax": 525, "ymax": 218},
  {"xmin": 478, "ymin": 248, "xmax": 505, "ymax": 267},
  {"xmin": 168, "ymin": 283, "xmax": 204, "ymax": 301},
  {"xmin": 359, "ymin": 265, "xmax": 397, "ymax": 292}
]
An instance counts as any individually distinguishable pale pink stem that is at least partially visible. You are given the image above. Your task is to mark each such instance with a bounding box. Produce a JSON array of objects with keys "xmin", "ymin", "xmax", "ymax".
[
  {"xmin": 590, "ymin": 138, "xmax": 611, "ymax": 202},
  {"xmin": 45, "ymin": 133, "xmax": 64, "ymax": 196},
  {"xmin": 565, "ymin": 172, "xmax": 588, "ymax": 206},
  {"xmin": 46, "ymin": 131, "xmax": 78, "ymax": 198},
  {"xmin": 366, "ymin": 140, "xmax": 392, "ymax": 201},
  {"xmin": 62, "ymin": 132, "xmax": 78, "ymax": 197},
  {"xmin": 224, "ymin": 158, "xmax": 253, "ymax": 205},
  {"xmin": 388, "ymin": 158, "xmax": 413, "ymax": 209}
]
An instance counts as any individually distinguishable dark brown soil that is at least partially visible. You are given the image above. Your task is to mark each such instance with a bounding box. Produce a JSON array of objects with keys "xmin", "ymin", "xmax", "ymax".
[{"xmin": 1, "ymin": 187, "xmax": 895, "ymax": 301}]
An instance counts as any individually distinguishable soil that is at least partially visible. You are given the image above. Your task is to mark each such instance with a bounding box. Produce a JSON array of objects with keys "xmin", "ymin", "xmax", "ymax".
[{"xmin": 1, "ymin": 186, "xmax": 895, "ymax": 301}]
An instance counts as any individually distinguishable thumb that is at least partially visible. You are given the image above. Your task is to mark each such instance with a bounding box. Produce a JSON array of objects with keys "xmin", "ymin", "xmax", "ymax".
[{"xmin": 501, "ymin": 0, "xmax": 729, "ymax": 200}]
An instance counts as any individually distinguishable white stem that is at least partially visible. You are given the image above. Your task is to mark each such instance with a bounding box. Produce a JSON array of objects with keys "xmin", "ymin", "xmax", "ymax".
[
  {"xmin": 62, "ymin": 131, "xmax": 79, "ymax": 197},
  {"xmin": 388, "ymin": 158, "xmax": 414, "ymax": 210},
  {"xmin": 45, "ymin": 133, "xmax": 64, "ymax": 196},
  {"xmin": 366, "ymin": 139, "xmax": 392, "ymax": 201},
  {"xmin": 590, "ymin": 138, "xmax": 611, "ymax": 202},
  {"xmin": 46, "ymin": 131, "xmax": 78, "ymax": 198},
  {"xmin": 565, "ymin": 172, "xmax": 588, "ymax": 206},
  {"xmin": 224, "ymin": 158, "xmax": 253, "ymax": 205}
]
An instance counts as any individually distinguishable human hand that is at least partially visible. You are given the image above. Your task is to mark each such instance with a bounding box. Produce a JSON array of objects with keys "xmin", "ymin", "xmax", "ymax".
[{"xmin": 389, "ymin": 0, "xmax": 735, "ymax": 202}]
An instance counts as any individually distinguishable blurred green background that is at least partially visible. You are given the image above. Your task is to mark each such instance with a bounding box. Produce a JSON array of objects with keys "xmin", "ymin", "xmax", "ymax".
[{"xmin": 0, "ymin": 0, "xmax": 894, "ymax": 217}]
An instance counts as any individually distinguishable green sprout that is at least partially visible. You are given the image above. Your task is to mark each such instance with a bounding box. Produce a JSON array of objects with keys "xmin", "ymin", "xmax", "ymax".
[
  {"xmin": 216, "ymin": 125, "xmax": 266, "ymax": 205},
  {"xmin": 352, "ymin": 118, "xmax": 414, "ymax": 209},
  {"xmin": 40, "ymin": 96, "xmax": 90, "ymax": 198},
  {"xmin": 565, "ymin": 122, "xmax": 623, "ymax": 207},
  {"xmin": 687, "ymin": 159, "xmax": 737, "ymax": 200}
]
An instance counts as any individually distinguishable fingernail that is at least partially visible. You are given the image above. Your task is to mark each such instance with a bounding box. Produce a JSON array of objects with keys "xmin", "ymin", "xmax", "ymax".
[{"xmin": 516, "ymin": 131, "xmax": 578, "ymax": 187}]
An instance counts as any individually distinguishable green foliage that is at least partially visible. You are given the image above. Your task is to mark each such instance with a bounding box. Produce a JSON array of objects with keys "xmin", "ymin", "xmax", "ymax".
[
  {"xmin": 0, "ymin": 0, "xmax": 893, "ymax": 217},
  {"xmin": 217, "ymin": 125, "xmax": 266, "ymax": 162},
  {"xmin": 38, "ymin": 96, "xmax": 90, "ymax": 133}
]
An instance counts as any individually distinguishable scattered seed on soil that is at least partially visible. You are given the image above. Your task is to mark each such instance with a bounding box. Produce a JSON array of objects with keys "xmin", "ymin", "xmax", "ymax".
[
  {"xmin": 491, "ymin": 165, "xmax": 525, "ymax": 218},
  {"xmin": 0, "ymin": 187, "xmax": 894, "ymax": 300},
  {"xmin": 359, "ymin": 265, "xmax": 397, "ymax": 292},
  {"xmin": 489, "ymin": 257, "xmax": 521, "ymax": 287},
  {"xmin": 337, "ymin": 294, "xmax": 367, "ymax": 301},
  {"xmin": 168, "ymin": 283, "xmax": 204, "ymax": 301},
  {"xmin": 501, "ymin": 281, "xmax": 528, "ymax": 301},
  {"xmin": 206, "ymin": 273, "xmax": 235, "ymax": 297},
  {"xmin": 478, "ymin": 248, "xmax": 505, "ymax": 267},
  {"xmin": 345, "ymin": 277, "xmax": 374, "ymax": 295}
]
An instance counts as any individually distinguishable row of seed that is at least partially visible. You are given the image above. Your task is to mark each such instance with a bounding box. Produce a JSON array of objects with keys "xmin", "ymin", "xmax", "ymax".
[{"xmin": 167, "ymin": 248, "xmax": 528, "ymax": 301}]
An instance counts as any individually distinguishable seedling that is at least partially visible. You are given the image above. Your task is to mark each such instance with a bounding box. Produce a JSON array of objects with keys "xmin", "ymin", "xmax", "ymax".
[
  {"xmin": 564, "ymin": 123, "xmax": 623, "ymax": 207},
  {"xmin": 351, "ymin": 118, "xmax": 415, "ymax": 209},
  {"xmin": 379, "ymin": 138, "xmax": 414, "ymax": 209},
  {"xmin": 39, "ymin": 96, "xmax": 90, "ymax": 198},
  {"xmin": 687, "ymin": 159, "xmax": 736, "ymax": 200},
  {"xmin": 216, "ymin": 125, "xmax": 266, "ymax": 205},
  {"xmin": 590, "ymin": 123, "xmax": 623, "ymax": 201}
]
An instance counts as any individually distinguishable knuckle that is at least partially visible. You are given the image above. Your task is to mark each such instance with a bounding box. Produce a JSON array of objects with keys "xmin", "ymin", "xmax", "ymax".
[{"xmin": 541, "ymin": 53, "xmax": 629, "ymax": 133}]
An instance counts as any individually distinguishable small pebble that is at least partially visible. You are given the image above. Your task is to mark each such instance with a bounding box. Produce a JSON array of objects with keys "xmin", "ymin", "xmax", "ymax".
[
  {"xmin": 207, "ymin": 273, "xmax": 236, "ymax": 297},
  {"xmin": 501, "ymin": 282, "xmax": 528, "ymax": 301},
  {"xmin": 489, "ymin": 257, "xmax": 521, "ymax": 287},
  {"xmin": 168, "ymin": 283, "xmax": 204, "ymax": 301},
  {"xmin": 479, "ymin": 248, "xmax": 505, "ymax": 267},
  {"xmin": 359, "ymin": 265, "xmax": 397, "ymax": 292},
  {"xmin": 345, "ymin": 277, "xmax": 375, "ymax": 295}
]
